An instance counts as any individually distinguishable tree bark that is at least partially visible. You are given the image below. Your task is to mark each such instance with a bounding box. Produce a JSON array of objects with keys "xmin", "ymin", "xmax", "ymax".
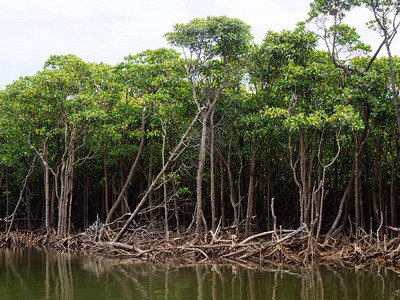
[
  {"xmin": 42, "ymin": 140, "xmax": 51, "ymax": 233},
  {"xmin": 210, "ymin": 109, "xmax": 217, "ymax": 233},
  {"xmin": 390, "ymin": 135, "xmax": 397, "ymax": 231},
  {"xmin": 25, "ymin": 188, "xmax": 32, "ymax": 231},
  {"xmin": 220, "ymin": 156, "xmax": 226, "ymax": 228},
  {"xmin": 148, "ymin": 125, "xmax": 155, "ymax": 223},
  {"xmin": 195, "ymin": 112, "xmax": 209, "ymax": 237},
  {"xmin": 162, "ymin": 121, "xmax": 169, "ymax": 242},
  {"xmin": 219, "ymin": 129, "xmax": 239, "ymax": 235},
  {"xmin": 245, "ymin": 139, "xmax": 257, "ymax": 235},
  {"xmin": 354, "ymin": 138, "xmax": 361, "ymax": 241}
]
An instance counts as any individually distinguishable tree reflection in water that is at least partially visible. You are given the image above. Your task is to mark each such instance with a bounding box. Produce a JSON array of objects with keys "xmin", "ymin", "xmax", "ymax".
[{"xmin": 0, "ymin": 248, "xmax": 400, "ymax": 299}]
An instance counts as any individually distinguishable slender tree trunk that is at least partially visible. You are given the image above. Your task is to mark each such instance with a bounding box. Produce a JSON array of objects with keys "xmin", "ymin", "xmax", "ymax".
[
  {"xmin": 372, "ymin": 145, "xmax": 379, "ymax": 226},
  {"xmin": 67, "ymin": 158, "xmax": 74, "ymax": 235},
  {"xmin": 31, "ymin": 138, "xmax": 51, "ymax": 232},
  {"xmin": 105, "ymin": 108, "xmax": 148, "ymax": 224},
  {"xmin": 390, "ymin": 135, "xmax": 397, "ymax": 232},
  {"xmin": 26, "ymin": 188, "xmax": 32, "ymax": 231},
  {"xmin": 5, "ymin": 168, "xmax": 9, "ymax": 232},
  {"xmin": 245, "ymin": 140, "xmax": 257, "ymax": 235},
  {"xmin": 220, "ymin": 129, "xmax": 239, "ymax": 235},
  {"xmin": 114, "ymin": 110, "xmax": 201, "ymax": 242},
  {"xmin": 103, "ymin": 144, "xmax": 109, "ymax": 217},
  {"xmin": 43, "ymin": 141, "xmax": 51, "ymax": 233},
  {"xmin": 57, "ymin": 127, "xmax": 76, "ymax": 237},
  {"xmin": 6, "ymin": 156, "xmax": 37, "ymax": 237},
  {"xmin": 171, "ymin": 168, "xmax": 180, "ymax": 233},
  {"xmin": 210, "ymin": 109, "xmax": 217, "ymax": 232},
  {"xmin": 162, "ymin": 121, "xmax": 169, "ymax": 242},
  {"xmin": 354, "ymin": 141, "xmax": 360, "ymax": 241},
  {"xmin": 324, "ymin": 161, "xmax": 355, "ymax": 243},
  {"xmin": 57, "ymin": 160, "xmax": 67, "ymax": 237},
  {"xmin": 148, "ymin": 125, "xmax": 155, "ymax": 224},
  {"xmin": 84, "ymin": 172, "xmax": 89, "ymax": 229},
  {"xmin": 195, "ymin": 112, "xmax": 209, "ymax": 238},
  {"xmin": 0, "ymin": 166, "xmax": 3, "ymax": 218},
  {"xmin": 298, "ymin": 129, "xmax": 308, "ymax": 225},
  {"xmin": 119, "ymin": 162, "xmax": 128, "ymax": 216},
  {"xmin": 220, "ymin": 156, "xmax": 226, "ymax": 228}
]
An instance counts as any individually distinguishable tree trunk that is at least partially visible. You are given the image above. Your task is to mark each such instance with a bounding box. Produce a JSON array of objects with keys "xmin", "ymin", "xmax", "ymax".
[
  {"xmin": 5, "ymin": 168, "xmax": 9, "ymax": 232},
  {"xmin": 219, "ymin": 129, "xmax": 239, "ymax": 235},
  {"xmin": 245, "ymin": 140, "xmax": 257, "ymax": 235},
  {"xmin": 324, "ymin": 160, "xmax": 355, "ymax": 243},
  {"xmin": 171, "ymin": 168, "xmax": 180, "ymax": 233},
  {"xmin": 390, "ymin": 135, "xmax": 397, "ymax": 232},
  {"xmin": 57, "ymin": 127, "xmax": 76, "ymax": 237},
  {"xmin": 195, "ymin": 112, "xmax": 209, "ymax": 237},
  {"xmin": 25, "ymin": 188, "xmax": 32, "ymax": 231},
  {"xmin": 113, "ymin": 110, "xmax": 201, "ymax": 242},
  {"xmin": 210, "ymin": 109, "xmax": 217, "ymax": 232},
  {"xmin": 162, "ymin": 121, "xmax": 169, "ymax": 242},
  {"xmin": 354, "ymin": 140, "xmax": 360, "ymax": 241},
  {"xmin": 148, "ymin": 125, "xmax": 155, "ymax": 224},
  {"xmin": 103, "ymin": 145, "xmax": 109, "ymax": 217},
  {"xmin": 105, "ymin": 108, "xmax": 148, "ymax": 224},
  {"xmin": 50, "ymin": 178, "xmax": 56, "ymax": 229},
  {"xmin": 84, "ymin": 172, "xmax": 89, "ymax": 229},
  {"xmin": 43, "ymin": 141, "xmax": 51, "ymax": 233},
  {"xmin": 372, "ymin": 141, "xmax": 381, "ymax": 226},
  {"xmin": 220, "ymin": 156, "xmax": 226, "ymax": 228}
]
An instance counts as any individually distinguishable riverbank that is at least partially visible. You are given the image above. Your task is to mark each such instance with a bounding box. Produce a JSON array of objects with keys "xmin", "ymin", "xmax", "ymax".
[{"xmin": 2, "ymin": 222, "xmax": 400, "ymax": 268}]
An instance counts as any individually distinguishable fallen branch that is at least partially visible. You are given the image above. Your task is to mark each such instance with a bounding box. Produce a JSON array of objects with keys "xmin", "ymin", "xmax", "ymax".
[
  {"xmin": 262, "ymin": 225, "xmax": 306, "ymax": 249},
  {"xmin": 238, "ymin": 229, "xmax": 300, "ymax": 246}
]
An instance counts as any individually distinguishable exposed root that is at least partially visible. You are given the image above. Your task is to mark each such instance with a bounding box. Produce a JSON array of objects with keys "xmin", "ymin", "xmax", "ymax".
[{"xmin": 2, "ymin": 223, "xmax": 400, "ymax": 267}]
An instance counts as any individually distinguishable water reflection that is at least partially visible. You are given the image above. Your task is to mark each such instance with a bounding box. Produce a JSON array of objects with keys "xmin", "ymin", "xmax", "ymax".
[{"xmin": 0, "ymin": 247, "xmax": 400, "ymax": 299}]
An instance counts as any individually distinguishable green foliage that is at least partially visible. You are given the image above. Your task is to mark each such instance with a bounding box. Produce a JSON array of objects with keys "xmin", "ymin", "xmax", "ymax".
[
  {"xmin": 165, "ymin": 16, "xmax": 252, "ymax": 61},
  {"xmin": 326, "ymin": 24, "xmax": 371, "ymax": 54},
  {"xmin": 308, "ymin": 0, "xmax": 360, "ymax": 19}
]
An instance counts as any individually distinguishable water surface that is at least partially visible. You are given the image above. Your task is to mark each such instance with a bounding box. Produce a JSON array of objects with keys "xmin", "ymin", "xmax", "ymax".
[{"xmin": 1, "ymin": 247, "xmax": 400, "ymax": 299}]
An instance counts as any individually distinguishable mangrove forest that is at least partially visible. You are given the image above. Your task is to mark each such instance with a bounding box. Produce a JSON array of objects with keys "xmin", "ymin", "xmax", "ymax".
[{"xmin": 1, "ymin": 0, "xmax": 400, "ymax": 264}]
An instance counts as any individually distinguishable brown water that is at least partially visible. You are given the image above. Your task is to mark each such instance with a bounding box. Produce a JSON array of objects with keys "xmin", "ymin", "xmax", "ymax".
[{"xmin": 1, "ymin": 247, "xmax": 400, "ymax": 299}]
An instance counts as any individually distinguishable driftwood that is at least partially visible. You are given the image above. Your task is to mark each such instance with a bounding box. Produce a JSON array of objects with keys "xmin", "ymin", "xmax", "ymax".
[
  {"xmin": 238, "ymin": 229, "xmax": 297, "ymax": 246},
  {"xmin": 262, "ymin": 226, "xmax": 306, "ymax": 249}
]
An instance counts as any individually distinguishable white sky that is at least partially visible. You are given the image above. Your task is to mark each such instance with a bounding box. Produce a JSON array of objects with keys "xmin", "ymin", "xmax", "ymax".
[{"xmin": 0, "ymin": 0, "xmax": 397, "ymax": 89}]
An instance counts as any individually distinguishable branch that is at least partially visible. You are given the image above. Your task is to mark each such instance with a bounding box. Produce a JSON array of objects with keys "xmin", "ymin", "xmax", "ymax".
[
  {"xmin": 112, "ymin": 109, "xmax": 202, "ymax": 242},
  {"xmin": 5, "ymin": 155, "xmax": 38, "ymax": 238}
]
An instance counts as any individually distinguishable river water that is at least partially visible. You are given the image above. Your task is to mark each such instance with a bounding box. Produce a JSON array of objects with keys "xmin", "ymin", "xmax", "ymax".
[{"xmin": 1, "ymin": 247, "xmax": 400, "ymax": 299}]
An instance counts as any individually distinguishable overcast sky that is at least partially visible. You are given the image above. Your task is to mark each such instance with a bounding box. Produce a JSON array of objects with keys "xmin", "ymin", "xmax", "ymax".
[{"xmin": 0, "ymin": 0, "xmax": 396, "ymax": 89}]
